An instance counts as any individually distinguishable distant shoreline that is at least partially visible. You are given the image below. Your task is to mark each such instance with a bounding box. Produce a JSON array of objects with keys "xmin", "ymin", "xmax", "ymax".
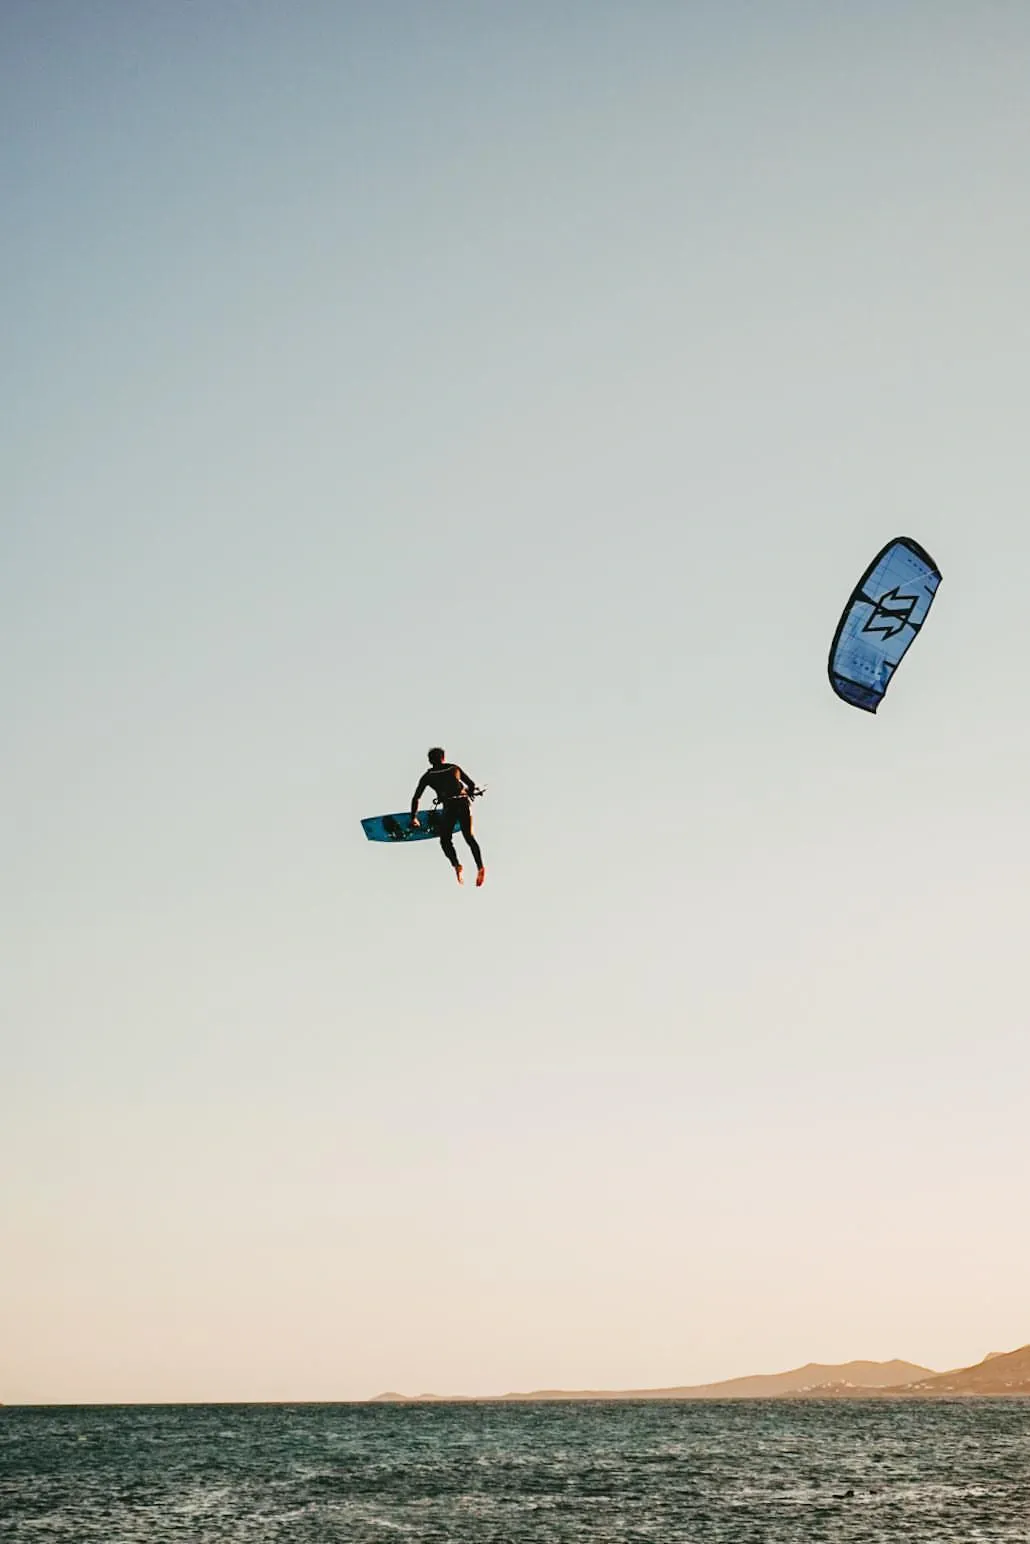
[
  {"xmin": 4, "ymin": 1393, "xmax": 1030, "ymax": 1410},
  {"xmin": 369, "ymin": 1389, "xmax": 1030, "ymax": 1404}
]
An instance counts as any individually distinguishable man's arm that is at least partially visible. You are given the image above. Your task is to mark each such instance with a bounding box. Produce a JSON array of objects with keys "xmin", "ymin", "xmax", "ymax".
[
  {"xmin": 410, "ymin": 772, "xmax": 430, "ymax": 823},
  {"xmin": 457, "ymin": 767, "xmax": 476, "ymax": 795}
]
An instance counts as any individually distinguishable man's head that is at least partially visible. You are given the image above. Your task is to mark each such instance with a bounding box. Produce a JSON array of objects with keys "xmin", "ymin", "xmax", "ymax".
[{"xmin": 427, "ymin": 746, "xmax": 446, "ymax": 767}]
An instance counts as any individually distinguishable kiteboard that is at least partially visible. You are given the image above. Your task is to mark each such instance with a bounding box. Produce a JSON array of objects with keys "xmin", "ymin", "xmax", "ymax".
[{"xmin": 361, "ymin": 810, "xmax": 458, "ymax": 844}]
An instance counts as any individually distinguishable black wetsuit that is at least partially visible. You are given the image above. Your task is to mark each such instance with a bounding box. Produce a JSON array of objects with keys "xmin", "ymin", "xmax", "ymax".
[{"xmin": 411, "ymin": 763, "xmax": 483, "ymax": 871}]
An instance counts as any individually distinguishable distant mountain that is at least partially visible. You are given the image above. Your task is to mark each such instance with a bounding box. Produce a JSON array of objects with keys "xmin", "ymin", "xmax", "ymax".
[
  {"xmin": 497, "ymin": 1360, "xmax": 932, "ymax": 1401},
  {"xmin": 896, "ymin": 1344, "xmax": 1030, "ymax": 1397},
  {"xmin": 373, "ymin": 1359, "xmax": 931, "ymax": 1403},
  {"xmin": 373, "ymin": 1344, "xmax": 1030, "ymax": 1403}
]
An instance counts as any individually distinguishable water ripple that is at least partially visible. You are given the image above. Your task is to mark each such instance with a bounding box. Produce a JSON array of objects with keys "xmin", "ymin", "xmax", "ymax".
[{"xmin": 1, "ymin": 1400, "xmax": 1028, "ymax": 1542}]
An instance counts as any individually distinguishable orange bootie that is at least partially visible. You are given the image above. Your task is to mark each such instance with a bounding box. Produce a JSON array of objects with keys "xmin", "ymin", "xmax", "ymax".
[
  {"xmin": 476, "ymin": 867, "xmax": 486, "ymax": 888},
  {"xmin": 454, "ymin": 865, "xmax": 464, "ymax": 885}
]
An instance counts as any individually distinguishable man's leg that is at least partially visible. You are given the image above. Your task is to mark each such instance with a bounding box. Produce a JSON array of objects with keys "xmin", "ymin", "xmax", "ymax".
[
  {"xmin": 457, "ymin": 800, "xmax": 485, "ymax": 885},
  {"xmin": 433, "ymin": 809, "xmax": 464, "ymax": 883}
]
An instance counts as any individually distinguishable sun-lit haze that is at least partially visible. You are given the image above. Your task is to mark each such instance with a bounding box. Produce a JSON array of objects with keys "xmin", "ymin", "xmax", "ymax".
[{"xmin": 3, "ymin": 2, "xmax": 1029, "ymax": 1404}]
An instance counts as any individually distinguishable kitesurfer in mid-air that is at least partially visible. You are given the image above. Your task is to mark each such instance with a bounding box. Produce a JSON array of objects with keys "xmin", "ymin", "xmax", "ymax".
[{"xmin": 411, "ymin": 747, "xmax": 485, "ymax": 887}]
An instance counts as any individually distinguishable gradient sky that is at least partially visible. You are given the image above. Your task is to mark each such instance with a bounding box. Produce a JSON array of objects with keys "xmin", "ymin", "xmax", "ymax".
[{"xmin": 3, "ymin": 1, "xmax": 1029, "ymax": 1404}]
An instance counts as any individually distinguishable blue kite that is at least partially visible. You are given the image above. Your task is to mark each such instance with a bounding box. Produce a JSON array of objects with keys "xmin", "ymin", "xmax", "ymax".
[{"xmin": 828, "ymin": 537, "xmax": 942, "ymax": 712}]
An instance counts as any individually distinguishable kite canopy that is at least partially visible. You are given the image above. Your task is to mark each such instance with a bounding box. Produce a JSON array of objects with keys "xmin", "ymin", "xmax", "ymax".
[{"xmin": 828, "ymin": 537, "xmax": 942, "ymax": 713}]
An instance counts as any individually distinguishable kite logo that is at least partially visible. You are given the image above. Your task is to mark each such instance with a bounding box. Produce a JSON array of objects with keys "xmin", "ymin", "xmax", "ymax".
[{"xmin": 863, "ymin": 586, "xmax": 919, "ymax": 640}]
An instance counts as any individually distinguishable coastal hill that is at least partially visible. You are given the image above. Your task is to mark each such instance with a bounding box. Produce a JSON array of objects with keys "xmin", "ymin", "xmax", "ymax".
[
  {"xmin": 373, "ymin": 1343, "xmax": 1030, "ymax": 1402},
  {"xmin": 373, "ymin": 1358, "xmax": 931, "ymax": 1403},
  {"xmin": 896, "ymin": 1344, "xmax": 1030, "ymax": 1397},
  {"xmin": 496, "ymin": 1360, "xmax": 931, "ymax": 1401}
]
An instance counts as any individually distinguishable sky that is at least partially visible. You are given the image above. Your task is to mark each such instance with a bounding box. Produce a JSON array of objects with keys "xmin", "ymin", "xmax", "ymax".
[{"xmin": 2, "ymin": 1, "xmax": 1029, "ymax": 1404}]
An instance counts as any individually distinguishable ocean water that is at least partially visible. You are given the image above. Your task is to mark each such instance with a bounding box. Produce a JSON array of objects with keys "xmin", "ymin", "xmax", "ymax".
[{"xmin": 1, "ymin": 1400, "xmax": 1028, "ymax": 1542}]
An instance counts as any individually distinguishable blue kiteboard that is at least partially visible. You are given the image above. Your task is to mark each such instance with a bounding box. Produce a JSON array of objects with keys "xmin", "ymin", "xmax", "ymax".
[{"xmin": 361, "ymin": 810, "xmax": 458, "ymax": 843}]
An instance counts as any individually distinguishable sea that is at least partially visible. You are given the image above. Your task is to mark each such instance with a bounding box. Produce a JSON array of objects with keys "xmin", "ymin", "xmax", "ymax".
[{"xmin": 1, "ymin": 1399, "xmax": 1028, "ymax": 1542}]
